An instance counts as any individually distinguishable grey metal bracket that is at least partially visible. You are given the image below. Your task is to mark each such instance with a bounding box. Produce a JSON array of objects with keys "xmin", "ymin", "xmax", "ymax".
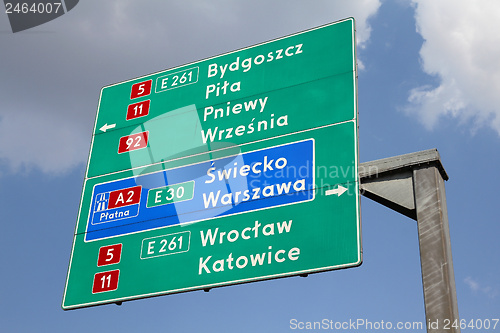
[{"xmin": 359, "ymin": 149, "xmax": 459, "ymax": 333}]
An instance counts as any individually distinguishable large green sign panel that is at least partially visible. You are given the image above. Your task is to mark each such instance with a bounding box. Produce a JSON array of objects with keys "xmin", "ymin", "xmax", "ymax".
[{"xmin": 63, "ymin": 18, "xmax": 360, "ymax": 310}]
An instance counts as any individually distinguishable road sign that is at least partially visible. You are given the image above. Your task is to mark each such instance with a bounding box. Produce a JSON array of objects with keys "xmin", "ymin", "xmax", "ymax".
[{"xmin": 63, "ymin": 17, "xmax": 361, "ymax": 310}]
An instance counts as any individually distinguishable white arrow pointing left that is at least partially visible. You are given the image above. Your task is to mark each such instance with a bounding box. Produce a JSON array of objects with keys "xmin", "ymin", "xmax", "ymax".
[
  {"xmin": 99, "ymin": 123, "xmax": 116, "ymax": 133},
  {"xmin": 325, "ymin": 185, "xmax": 348, "ymax": 197}
]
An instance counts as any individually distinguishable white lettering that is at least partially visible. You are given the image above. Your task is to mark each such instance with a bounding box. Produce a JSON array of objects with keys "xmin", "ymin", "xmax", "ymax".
[
  {"xmin": 200, "ymin": 228, "xmax": 218, "ymax": 247},
  {"xmin": 198, "ymin": 246, "xmax": 301, "ymax": 275},
  {"xmin": 147, "ymin": 241, "xmax": 155, "ymax": 255},
  {"xmin": 199, "ymin": 256, "xmax": 212, "ymax": 274}
]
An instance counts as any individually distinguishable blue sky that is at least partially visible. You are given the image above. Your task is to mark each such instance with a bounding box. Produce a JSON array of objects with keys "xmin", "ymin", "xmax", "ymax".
[{"xmin": 1, "ymin": 1, "xmax": 499, "ymax": 332}]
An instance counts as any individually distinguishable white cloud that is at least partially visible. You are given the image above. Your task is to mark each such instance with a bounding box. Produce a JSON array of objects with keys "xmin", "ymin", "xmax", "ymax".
[
  {"xmin": 464, "ymin": 276, "xmax": 499, "ymax": 299},
  {"xmin": 349, "ymin": 0, "xmax": 382, "ymax": 48},
  {"xmin": 407, "ymin": 0, "xmax": 500, "ymax": 134},
  {"xmin": 0, "ymin": 111, "xmax": 89, "ymax": 174},
  {"xmin": 464, "ymin": 276, "xmax": 480, "ymax": 292}
]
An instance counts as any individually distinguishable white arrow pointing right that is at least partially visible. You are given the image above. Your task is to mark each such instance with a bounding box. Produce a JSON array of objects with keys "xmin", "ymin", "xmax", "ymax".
[{"xmin": 325, "ymin": 185, "xmax": 348, "ymax": 197}]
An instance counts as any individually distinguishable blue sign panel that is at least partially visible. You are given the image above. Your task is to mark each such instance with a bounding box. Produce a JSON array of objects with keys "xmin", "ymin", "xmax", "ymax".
[{"xmin": 85, "ymin": 139, "xmax": 315, "ymax": 241}]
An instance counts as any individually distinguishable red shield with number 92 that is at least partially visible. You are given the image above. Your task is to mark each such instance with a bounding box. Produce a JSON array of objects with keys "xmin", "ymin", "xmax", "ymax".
[{"xmin": 118, "ymin": 131, "xmax": 149, "ymax": 154}]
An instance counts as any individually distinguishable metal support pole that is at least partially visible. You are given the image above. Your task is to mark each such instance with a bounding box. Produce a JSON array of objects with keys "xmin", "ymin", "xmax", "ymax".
[
  {"xmin": 359, "ymin": 149, "xmax": 459, "ymax": 333},
  {"xmin": 413, "ymin": 165, "xmax": 460, "ymax": 332}
]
